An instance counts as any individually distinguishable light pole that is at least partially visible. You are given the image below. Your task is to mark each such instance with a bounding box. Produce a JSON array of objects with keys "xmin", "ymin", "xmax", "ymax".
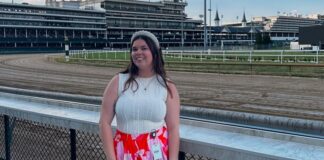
[
  {"xmin": 250, "ymin": 28, "xmax": 253, "ymax": 46},
  {"xmin": 204, "ymin": 0, "xmax": 207, "ymax": 53},
  {"xmin": 181, "ymin": 15, "xmax": 184, "ymax": 60},
  {"xmin": 181, "ymin": 15, "xmax": 184, "ymax": 51},
  {"xmin": 249, "ymin": 18, "xmax": 254, "ymax": 47},
  {"xmin": 208, "ymin": 0, "xmax": 212, "ymax": 49}
]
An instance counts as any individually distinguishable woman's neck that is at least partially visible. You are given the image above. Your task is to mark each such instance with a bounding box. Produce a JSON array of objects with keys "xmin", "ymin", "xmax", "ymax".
[{"xmin": 138, "ymin": 70, "xmax": 155, "ymax": 78}]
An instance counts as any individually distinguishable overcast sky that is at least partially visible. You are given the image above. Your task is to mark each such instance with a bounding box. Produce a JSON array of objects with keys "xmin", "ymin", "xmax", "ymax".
[{"xmin": 2, "ymin": 0, "xmax": 324, "ymax": 25}]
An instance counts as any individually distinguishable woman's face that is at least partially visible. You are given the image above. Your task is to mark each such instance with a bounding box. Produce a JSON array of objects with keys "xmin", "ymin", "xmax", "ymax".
[{"xmin": 131, "ymin": 39, "xmax": 153, "ymax": 70}]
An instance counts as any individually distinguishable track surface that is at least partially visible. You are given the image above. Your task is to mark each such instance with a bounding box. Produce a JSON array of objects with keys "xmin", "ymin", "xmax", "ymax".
[{"xmin": 1, "ymin": 53, "xmax": 324, "ymax": 120}]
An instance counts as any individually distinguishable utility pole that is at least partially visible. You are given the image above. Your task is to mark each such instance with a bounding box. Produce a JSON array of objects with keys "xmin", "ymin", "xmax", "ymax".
[{"xmin": 204, "ymin": 0, "xmax": 207, "ymax": 53}]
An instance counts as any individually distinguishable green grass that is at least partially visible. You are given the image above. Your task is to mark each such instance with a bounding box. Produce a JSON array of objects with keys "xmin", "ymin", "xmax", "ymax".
[
  {"xmin": 70, "ymin": 51, "xmax": 324, "ymax": 64},
  {"xmin": 63, "ymin": 51, "xmax": 324, "ymax": 78},
  {"xmin": 71, "ymin": 51, "xmax": 130, "ymax": 60}
]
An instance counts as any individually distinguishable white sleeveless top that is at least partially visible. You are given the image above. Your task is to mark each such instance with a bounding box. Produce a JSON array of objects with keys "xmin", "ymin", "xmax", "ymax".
[{"xmin": 115, "ymin": 73, "xmax": 167, "ymax": 134}]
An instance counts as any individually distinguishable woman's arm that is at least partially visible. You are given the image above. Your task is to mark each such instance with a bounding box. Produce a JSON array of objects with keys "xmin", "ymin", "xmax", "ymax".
[
  {"xmin": 99, "ymin": 75, "xmax": 119, "ymax": 160},
  {"xmin": 165, "ymin": 82, "xmax": 180, "ymax": 160}
]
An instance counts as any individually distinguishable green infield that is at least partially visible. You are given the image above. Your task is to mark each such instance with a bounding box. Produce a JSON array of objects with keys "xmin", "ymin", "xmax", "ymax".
[
  {"xmin": 69, "ymin": 50, "xmax": 324, "ymax": 64},
  {"xmin": 57, "ymin": 50, "xmax": 324, "ymax": 78}
]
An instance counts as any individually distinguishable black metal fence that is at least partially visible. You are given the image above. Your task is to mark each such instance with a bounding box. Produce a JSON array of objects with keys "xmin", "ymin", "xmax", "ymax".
[
  {"xmin": 1, "ymin": 114, "xmax": 4, "ymax": 160},
  {"xmin": 0, "ymin": 115, "xmax": 215, "ymax": 160}
]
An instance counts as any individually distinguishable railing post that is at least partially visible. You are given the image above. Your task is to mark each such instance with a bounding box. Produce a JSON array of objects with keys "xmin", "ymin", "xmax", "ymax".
[
  {"xmin": 249, "ymin": 50, "xmax": 252, "ymax": 64},
  {"xmin": 316, "ymin": 49, "xmax": 319, "ymax": 64},
  {"xmin": 281, "ymin": 50, "xmax": 283, "ymax": 64},
  {"xmin": 70, "ymin": 129, "xmax": 76, "ymax": 160},
  {"xmin": 179, "ymin": 151, "xmax": 185, "ymax": 160},
  {"xmin": 4, "ymin": 115, "xmax": 11, "ymax": 160}
]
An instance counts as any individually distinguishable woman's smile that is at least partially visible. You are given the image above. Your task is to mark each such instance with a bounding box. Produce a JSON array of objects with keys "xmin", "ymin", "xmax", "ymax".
[{"xmin": 132, "ymin": 39, "xmax": 153, "ymax": 69}]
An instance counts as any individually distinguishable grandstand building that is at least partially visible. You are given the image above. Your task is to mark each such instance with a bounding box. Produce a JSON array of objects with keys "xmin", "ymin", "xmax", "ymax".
[
  {"xmin": 0, "ymin": 2, "xmax": 107, "ymax": 52},
  {"xmin": 101, "ymin": 0, "xmax": 203, "ymax": 48},
  {"xmin": 1, "ymin": 0, "xmax": 324, "ymax": 52},
  {"xmin": 253, "ymin": 15, "xmax": 322, "ymax": 42},
  {"xmin": 299, "ymin": 25, "xmax": 324, "ymax": 49}
]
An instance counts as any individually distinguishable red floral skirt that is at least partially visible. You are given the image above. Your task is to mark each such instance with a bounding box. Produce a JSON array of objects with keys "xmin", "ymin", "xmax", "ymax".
[{"xmin": 114, "ymin": 126, "xmax": 168, "ymax": 160}]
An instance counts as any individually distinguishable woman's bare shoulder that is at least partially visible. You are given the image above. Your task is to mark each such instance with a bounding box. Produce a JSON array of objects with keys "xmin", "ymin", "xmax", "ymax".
[
  {"xmin": 103, "ymin": 74, "xmax": 119, "ymax": 95},
  {"xmin": 166, "ymin": 79, "xmax": 178, "ymax": 97}
]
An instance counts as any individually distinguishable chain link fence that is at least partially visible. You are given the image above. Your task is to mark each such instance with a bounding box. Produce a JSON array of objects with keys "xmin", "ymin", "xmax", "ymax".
[
  {"xmin": 2, "ymin": 116, "xmax": 71, "ymax": 160},
  {"xmin": 184, "ymin": 153, "xmax": 216, "ymax": 160},
  {"xmin": 0, "ymin": 115, "xmax": 215, "ymax": 160},
  {"xmin": 76, "ymin": 130, "xmax": 106, "ymax": 160}
]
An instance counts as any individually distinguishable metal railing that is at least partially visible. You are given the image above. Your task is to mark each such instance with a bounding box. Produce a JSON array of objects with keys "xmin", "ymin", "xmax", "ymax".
[
  {"xmin": 68, "ymin": 49, "xmax": 324, "ymax": 64},
  {"xmin": 0, "ymin": 90, "xmax": 216, "ymax": 160},
  {"xmin": 66, "ymin": 49, "xmax": 324, "ymax": 78},
  {"xmin": 1, "ymin": 88, "xmax": 324, "ymax": 160}
]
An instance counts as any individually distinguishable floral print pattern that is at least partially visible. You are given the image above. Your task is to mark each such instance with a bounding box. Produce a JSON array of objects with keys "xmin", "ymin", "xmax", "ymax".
[{"xmin": 114, "ymin": 126, "xmax": 168, "ymax": 160}]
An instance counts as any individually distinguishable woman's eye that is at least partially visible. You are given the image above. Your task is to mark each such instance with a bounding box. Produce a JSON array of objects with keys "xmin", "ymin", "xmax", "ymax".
[{"xmin": 132, "ymin": 48, "xmax": 138, "ymax": 52}]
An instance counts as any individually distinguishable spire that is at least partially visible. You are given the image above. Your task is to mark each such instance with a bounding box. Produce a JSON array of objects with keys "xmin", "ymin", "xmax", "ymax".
[
  {"xmin": 214, "ymin": 8, "xmax": 220, "ymax": 26},
  {"xmin": 214, "ymin": 10, "xmax": 220, "ymax": 21},
  {"xmin": 241, "ymin": 11, "xmax": 247, "ymax": 27},
  {"xmin": 242, "ymin": 11, "xmax": 247, "ymax": 23}
]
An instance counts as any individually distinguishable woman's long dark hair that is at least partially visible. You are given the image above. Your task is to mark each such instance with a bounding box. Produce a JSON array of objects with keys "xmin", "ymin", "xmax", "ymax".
[{"xmin": 120, "ymin": 35, "xmax": 172, "ymax": 97}]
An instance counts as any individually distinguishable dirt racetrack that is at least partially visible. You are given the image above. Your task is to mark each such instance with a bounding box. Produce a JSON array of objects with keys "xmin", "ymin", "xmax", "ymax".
[{"xmin": 0, "ymin": 53, "xmax": 324, "ymax": 120}]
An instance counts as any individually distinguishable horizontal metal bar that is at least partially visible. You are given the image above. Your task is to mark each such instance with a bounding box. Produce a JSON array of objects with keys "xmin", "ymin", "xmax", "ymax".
[
  {"xmin": 1, "ymin": 91, "xmax": 324, "ymax": 160},
  {"xmin": 1, "ymin": 86, "xmax": 324, "ymax": 137}
]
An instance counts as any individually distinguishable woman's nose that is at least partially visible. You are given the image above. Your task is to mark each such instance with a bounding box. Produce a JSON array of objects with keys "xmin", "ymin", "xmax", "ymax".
[{"xmin": 134, "ymin": 49, "xmax": 142, "ymax": 54}]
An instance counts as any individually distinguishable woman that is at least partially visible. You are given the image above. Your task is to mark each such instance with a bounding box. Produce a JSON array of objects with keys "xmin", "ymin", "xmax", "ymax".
[{"xmin": 99, "ymin": 30, "xmax": 180, "ymax": 160}]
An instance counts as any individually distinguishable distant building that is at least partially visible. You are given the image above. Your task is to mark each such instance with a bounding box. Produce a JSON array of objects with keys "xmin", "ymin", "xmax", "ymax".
[
  {"xmin": 2, "ymin": 0, "xmax": 324, "ymax": 52},
  {"xmin": 252, "ymin": 16, "xmax": 266, "ymax": 22},
  {"xmin": 254, "ymin": 15, "xmax": 322, "ymax": 42},
  {"xmin": 46, "ymin": 0, "xmax": 104, "ymax": 10},
  {"xmin": 101, "ymin": 0, "xmax": 204, "ymax": 48},
  {"xmin": 226, "ymin": 14, "xmax": 324, "ymax": 43},
  {"xmin": 299, "ymin": 25, "xmax": 324, "ymax": 49},
  {"xmin": 46, "ymin": 0, "xmax": 81, "ymax": 9},
  {"xmin": 0, "ymin": 2, "xmax": 107, "ymax": 52},
  {"xmin": 210, "ymin": 25, "xmax": 262, "ymax": 47}
]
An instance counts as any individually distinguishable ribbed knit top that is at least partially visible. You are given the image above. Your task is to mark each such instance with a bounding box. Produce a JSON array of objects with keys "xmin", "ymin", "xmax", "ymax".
[{"xmin": 115, "ymin": 73, "xmax": 167, "ymax": 134}]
